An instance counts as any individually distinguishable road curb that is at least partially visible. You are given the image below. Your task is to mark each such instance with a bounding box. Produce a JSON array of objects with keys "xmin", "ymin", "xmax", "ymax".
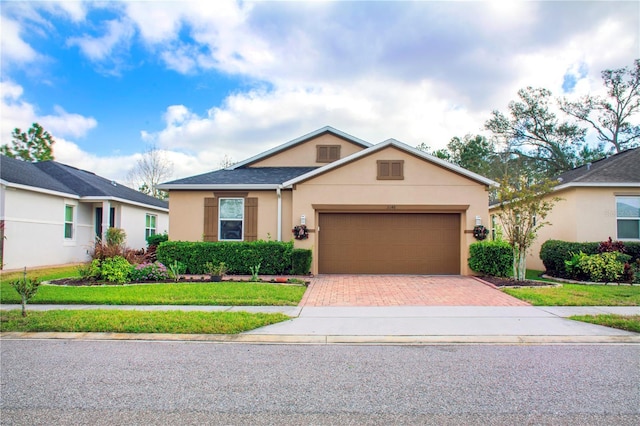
[{"xmin": 2, "ymin": 331, "xmax": 639, "ymax": 345}]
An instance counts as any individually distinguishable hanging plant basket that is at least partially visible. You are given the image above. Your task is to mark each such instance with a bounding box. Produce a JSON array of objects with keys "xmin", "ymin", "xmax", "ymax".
[
  {"xmin": 473, "ymin": 225, "xmax": 489, "ymax": 240},
  {"xmin": 292, "ymin": 225, "xmax": 309, "ymax": 240}
]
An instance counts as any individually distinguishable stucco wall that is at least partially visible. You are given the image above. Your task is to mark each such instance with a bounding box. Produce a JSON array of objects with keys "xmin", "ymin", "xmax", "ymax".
[
  {"xmin": 250, "ymin": 133, "xmax": 366, "ymax": 167},
  {"xmin": 491, "ymin": 186, "xmax": 639, "ymax": 271},
  {"xmin": 1, "ymin": 187, "xmax": 93, "ymax": 269},
  {"xmin": 167, "ymin": 190, "xmax": 286, "ymax": 242},
  {"xmin": 292, "ymin": 147, "xmax": 490, "ymax": 275},
  {"xmin": 119, "ymin": 204, "xmax": 169, "ymax": 250}
]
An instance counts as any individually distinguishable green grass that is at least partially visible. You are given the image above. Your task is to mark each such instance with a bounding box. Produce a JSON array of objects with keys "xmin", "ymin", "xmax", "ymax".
[
  {"xmin": 0, "ymin": 281, "xmax": 306, "ymax": 306},
  {"xmin": 503, "ymin": 284, "xmax": 640, "ymax": 306},
  {"xmin": 525, "ymin": 269, "xmax": 560, "ymax": 283},
  {"xmin": 570, "ymin": 314, "xmax": 640, "ymax": 333},
  {"xmin": 1, "ymin": 265, "xmax": 81, "ymax": 282},
  {"xmin": 0, "ymin": 309, "xmax": 290, "ymax": 334}
]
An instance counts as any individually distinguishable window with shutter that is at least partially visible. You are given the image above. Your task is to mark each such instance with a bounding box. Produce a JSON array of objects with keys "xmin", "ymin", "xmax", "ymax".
[
  {"xmin": 377, "ymin": 160, "xmax": 404, "ymax": 180},
  {"xmin": 317, "ymin": 145, "xmax": 341, "ymax": 162}
]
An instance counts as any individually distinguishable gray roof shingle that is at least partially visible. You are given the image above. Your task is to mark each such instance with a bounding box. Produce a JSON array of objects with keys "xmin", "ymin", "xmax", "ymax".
[
  {"xmin": 556, "ymin": 147, "xmax": 640, "ymax": 184},
  {"xmin": 1, "ymin": 155, "xmax": 168, "ymax": 209},
  {"xmin": 163, "ymin": 167, "xmax": 318, "ymax": 186}
]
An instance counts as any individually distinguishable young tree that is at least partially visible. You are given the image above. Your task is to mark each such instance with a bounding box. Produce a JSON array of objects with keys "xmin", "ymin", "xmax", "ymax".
[
  {"xmin": 0, "ymin": 123, "xmax": 55, "ymax": 162},
  {"xmin": 10, "ymin": 268, "xmax": 41, "ymax": 317},
  {"xmin": 494, "ymin": 178, "xmax": 561, "ymax": 281},
  {"xmin": 485, "ymin": 87, "xmax": 586, "ymax": 178},
  {"xmin": 560, "ymin": 59, "xmax": 640, "ymax": 153},
  {"xmin": 126, "ymin": 145, "xmax": 174, "ymax": 200}
]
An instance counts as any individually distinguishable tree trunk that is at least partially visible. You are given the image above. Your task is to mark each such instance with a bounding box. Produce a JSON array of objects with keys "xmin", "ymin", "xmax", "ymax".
[{"xmin": 21, "ymin": 294, "xmax": 27, "ymax": 317}]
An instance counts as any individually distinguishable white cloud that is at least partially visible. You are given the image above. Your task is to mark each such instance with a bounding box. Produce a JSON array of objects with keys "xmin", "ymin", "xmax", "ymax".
[
  {"xmin": 0, "ymin": 15, "xmax": 38, "ymax": 64},
  {"xmin": 67, "ymin": 18, "xmax": 135, "ymax": 62}
]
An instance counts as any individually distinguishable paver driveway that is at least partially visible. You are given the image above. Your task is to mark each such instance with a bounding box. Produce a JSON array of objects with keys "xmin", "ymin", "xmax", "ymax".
[{"xmin": 300, "ymin": 275, "xmax": 530, "ymax": 307}]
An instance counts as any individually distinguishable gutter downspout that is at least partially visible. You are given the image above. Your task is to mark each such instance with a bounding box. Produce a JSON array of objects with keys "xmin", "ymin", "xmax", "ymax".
[{"xmin": 276, "ymin": 186, "xmax": 282, "ymax": 241}]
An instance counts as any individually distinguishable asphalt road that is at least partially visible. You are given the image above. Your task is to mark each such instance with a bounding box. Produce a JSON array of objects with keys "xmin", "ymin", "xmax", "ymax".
[{"xmin": 1, "ymin": 340, "xmax": 639, "ymax": 425}]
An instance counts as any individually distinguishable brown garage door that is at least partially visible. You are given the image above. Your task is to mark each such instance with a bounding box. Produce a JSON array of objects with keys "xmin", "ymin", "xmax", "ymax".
[{"xmin": 318, "ymin": 213, "xmax": 460, "ymax": 274}]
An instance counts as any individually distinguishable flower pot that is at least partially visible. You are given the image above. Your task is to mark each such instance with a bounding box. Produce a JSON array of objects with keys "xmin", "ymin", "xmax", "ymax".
[
  {"xmin": 210, "ymin": 275, "xmax": 222, "ymax": 282},
  {"xmin": 275, "ymin": 277, "xmax": 288, "ymax": 283}
]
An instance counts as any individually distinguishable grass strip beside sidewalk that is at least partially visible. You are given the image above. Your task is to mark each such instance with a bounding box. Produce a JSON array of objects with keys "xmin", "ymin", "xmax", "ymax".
[
  {"xmin": 503, "ymin": 284, "xmax": 640, "ymax": 306},
  {"xmin": 0, "ymin": 282, "xmax": 306, "ymax": 306},
  {"xmin": 0, "ymin": 310, "xmax": 290, "ymax": 334},
  {"xmin": 569, "ymin": 314, "xmax": 640, "ymax": 333}
]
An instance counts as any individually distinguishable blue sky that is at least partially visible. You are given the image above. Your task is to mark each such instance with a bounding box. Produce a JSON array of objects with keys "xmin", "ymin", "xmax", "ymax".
[{"xmin": 1, "ymin": 1, "xmax": 638, "ymax": 185}]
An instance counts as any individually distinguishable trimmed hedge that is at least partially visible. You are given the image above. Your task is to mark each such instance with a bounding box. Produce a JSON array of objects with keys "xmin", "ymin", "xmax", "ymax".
[
  {"xmin": 156, "ymin": 240, "xmax": 312, "ymax": 275},
  {"xmin": 540, "ymin": 239, "xmax": 640, "ymax": 278},
  {"xmin": 468, "ymin": 240, "xmax": 513, "ymax": 277},
  {"xmin": 291, "ymin": 249, "xmax": 312, "ymax": 275}
]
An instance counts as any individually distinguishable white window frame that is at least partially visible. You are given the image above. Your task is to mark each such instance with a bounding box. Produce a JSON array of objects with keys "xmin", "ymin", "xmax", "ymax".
[
  {"xmin": 63, "ymin": 201, "xmax": 76, "ymax": 243},
  {"xmin": 218, "ymin": 198, "xmax": 244, "ymax": 241},
  {"xmin": 616, "ymin": 195, "xmax": 640, "ymax": 240},
  {"xmin": 145, "ymin": 214, "xmax": 157, "ymax": 240}
]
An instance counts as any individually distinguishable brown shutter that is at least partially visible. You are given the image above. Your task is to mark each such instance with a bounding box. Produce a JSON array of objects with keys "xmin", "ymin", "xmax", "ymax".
[
  {"xmin": 244, "ymin": 197, "xmax": 258, "ymax": 241},
  {"xmin": 203, "ymin": 197, "xmax": 218, "ymax": 242}
]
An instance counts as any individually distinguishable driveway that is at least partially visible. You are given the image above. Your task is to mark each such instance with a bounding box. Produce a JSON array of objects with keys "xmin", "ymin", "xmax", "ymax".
[{"xmin": 300, "ymin": 275, "xmax": 530, "ymax": 307}]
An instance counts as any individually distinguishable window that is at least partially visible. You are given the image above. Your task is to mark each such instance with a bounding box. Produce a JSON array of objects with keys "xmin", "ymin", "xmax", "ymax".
[
  {"xmin": 64, "ymin": 205, "xmax": 74, "ymax": 239},
  {"xmin": 219, "ymin": 198, "xmax": 244, "ymax": 241},
  {"xmin": 145, "ymin": 214, "xmax": 157, "ymax": 240},
  {"xmin": 316, "ymin": 145, "xmax": 341, "ymax": 162},
  {"xmin": 616, "ymin": 196, "xmax": 640, "ymax": 239},
  {"xmin": 377, "ymin": 160, "xmax": 404, "ymax": 180}
]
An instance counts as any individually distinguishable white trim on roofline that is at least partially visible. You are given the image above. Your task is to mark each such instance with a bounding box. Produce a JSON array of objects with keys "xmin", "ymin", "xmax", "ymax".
[
  {"xmin": 282, "ymin": 138, "xmax": 497, "ymax": 187},
  {"xmin": 79, "ymin": 196, "xmax": 169, "ymax": 212},
  {"xmin": 157, "ymin": 183, "xmax": 281, "ymax": 191},
  {"xmin": 1, "ymin": 180, "xmax": 168, "ymax": 212},
  {"xmin": 228, "ymin": 126, "xmax": 373, "ymax": 170},
  {"xmin": 1, "ymin": 180, "xmax": 79, "ymax": 199},
  {"xmin": 554, "ymin": 182, "xmax": 640, "ymax": 191}
]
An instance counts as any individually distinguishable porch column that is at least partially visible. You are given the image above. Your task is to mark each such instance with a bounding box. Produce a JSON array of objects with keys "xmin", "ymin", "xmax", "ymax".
[{"xmin": 101, "ymin": 200, "xmax": 111, "ymax": 242}]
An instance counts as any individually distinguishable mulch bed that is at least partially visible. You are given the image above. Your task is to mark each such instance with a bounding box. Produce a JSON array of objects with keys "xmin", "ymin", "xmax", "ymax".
[{"xmin": 477, "ymin": 276, "xmax": 558, "ymax": 287}]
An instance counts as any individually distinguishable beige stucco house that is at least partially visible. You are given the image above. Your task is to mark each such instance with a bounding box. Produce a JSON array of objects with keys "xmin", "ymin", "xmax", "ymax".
[
  {"xmin": 490, "ymin": 147, "xmax": 640, "ymax": 271},
  {"xmin": 159, "ymin": 126, "xmax": 496, "ymax": 275}
]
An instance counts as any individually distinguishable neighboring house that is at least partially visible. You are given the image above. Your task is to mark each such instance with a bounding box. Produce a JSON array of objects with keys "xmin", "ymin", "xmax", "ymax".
[
  {"xmin": 0, "ymin": 155, "xmax": 169, "ymax": 270},
  {"xmin": 490, "ymin": 147, "xmax": 640, "ymax": 271},
  {"xmin": 158, "ymin": 126, "xmax": 495, "ymax": 275}
]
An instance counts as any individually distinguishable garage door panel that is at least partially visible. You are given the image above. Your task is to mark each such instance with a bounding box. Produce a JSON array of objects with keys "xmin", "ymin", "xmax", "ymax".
[{"xmin": 318, "ymin": 213, "xmax": 460, "ymax": 274}]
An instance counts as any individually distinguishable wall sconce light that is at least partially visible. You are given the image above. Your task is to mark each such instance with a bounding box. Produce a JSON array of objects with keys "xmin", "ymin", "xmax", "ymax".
[
  {"xmin": 475, "ymin": 216, "xmax": 482, "ymax": 226},
  {"xmin": 300, "ymin": 214, "xmax": 306, "ymax": 225}
]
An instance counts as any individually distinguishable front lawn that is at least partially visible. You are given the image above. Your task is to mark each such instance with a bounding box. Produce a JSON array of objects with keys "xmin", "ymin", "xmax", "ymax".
[
  {"xmin": 0, "ymin": 309, "xmax": 289, "ymax": 334},
  {"xmin": 569, "ymin": 314, "xmax": 640, "ymax": 333},
  {"xmin": 503, "ymin": 284, "xmax": 640, "ymax": 306},
  {"xmin": 0, "ymin": 282, "xmax": 306, "ymax": 306}
]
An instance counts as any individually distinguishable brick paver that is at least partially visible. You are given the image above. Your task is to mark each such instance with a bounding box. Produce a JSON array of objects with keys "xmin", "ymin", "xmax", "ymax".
[{"xmin": 300, "ymin": 275, "xmax": 530, "ymax": 307}]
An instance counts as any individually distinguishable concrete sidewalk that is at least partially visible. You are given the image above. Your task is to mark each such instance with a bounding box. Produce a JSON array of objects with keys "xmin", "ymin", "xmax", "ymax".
[{"xmin": 1, "ymin": 304, "xmax": 639, "ymax": 344}]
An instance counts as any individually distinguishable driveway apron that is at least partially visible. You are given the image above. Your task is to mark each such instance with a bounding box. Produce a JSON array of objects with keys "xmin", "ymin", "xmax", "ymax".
[{"xmin": 300, "ymin": 275, "xmax": 530, "ymax": 307}]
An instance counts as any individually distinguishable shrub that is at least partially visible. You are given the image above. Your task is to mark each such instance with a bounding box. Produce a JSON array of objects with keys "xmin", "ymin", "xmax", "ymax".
[
  {"xmin": 156, "ymin": 240, "xmax": 296, "ymax": 274},
  {"xmin": 468, "ymin": 240, "xmax": 513, "ymax": 277},
  {"xmin": 130, "ymin": 262, "xmax": 169, "ymax": 282},
  {"xmin": 291, "ymin": 249, "xmax": 312, "ymax": 275},
  {"xmin": 146, "ymin": 233, "xmax": 168, "ymax": 247},
  {"xmin": 99, "ymin": 256, "xmax": 132, "ymax": 284},
  {"xmin": 167, "ymin": 260, "xmax": 186, "ymax": 282},
  {"xmin": 542, "ymin": 239, "xmax": 640, "ymax": 279},
  {"xmin": 540, "ymin": 240, "xmax": 599, "ymax": 278},
  {"xmin": 574, "ymin": 252, "xmax": 629, "ymax": 283},
  {"xmin": 598, "ymin": 237, "xmax": 626, "ymax": 254},
  {"xmin": 204, "ymin": 261, "xmax": 228, "ymax": 276},
  {"xmin": 106, "ymin": 227, "xmax": 126, "ymax": 247}
]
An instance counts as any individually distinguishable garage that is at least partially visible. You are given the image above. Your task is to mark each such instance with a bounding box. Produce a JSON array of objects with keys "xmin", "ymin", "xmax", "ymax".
[{"xmin": 318, "ymin": 213, "xmax": 461, "ymax": 274}]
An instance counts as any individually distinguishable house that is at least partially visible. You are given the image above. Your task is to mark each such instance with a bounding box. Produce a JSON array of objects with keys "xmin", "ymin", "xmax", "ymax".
[
  {"xmin": 490, "ymin": 147, "xmax": 640, "ymax": 271},
  {"xmin": 158, "ymin": 126, "xmax": 495, "ymax": 275},
  {"xmin": 0, "ymin": 155, "xmax": 169, "ymax": 270}
]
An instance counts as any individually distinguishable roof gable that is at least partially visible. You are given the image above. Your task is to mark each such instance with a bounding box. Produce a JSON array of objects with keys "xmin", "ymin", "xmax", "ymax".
[
  {"xmin": 230, "ymin": 126, "xmax": 372, "ymax": 169},
  {"xmin": 283, "ymin": 138, "xmax": 496, "ymax": 187}
]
